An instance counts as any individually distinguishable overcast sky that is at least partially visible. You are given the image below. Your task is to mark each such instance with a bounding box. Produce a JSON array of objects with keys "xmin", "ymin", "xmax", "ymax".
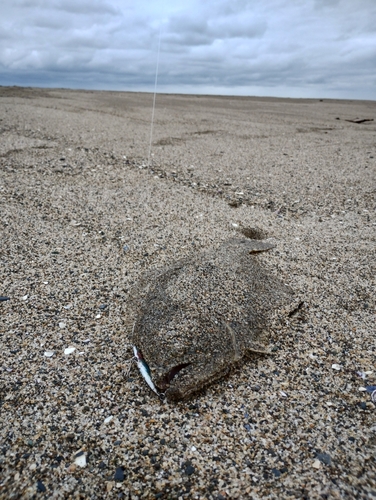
[{"xmin": 1, "ymin": 0, "xmax": 375, "ymax": 99}]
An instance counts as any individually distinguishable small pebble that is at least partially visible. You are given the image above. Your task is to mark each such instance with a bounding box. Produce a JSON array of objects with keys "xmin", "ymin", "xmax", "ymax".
[
  {"xmin": 114, "ymin": 467, "xmax": 124, "ymax": 482},
  {"xmin": 44, "ymin": 351, "xmax": 55, "ymax": 357},
  {"xmin": 332, "ymin": 364, "xmax": 341, "ymax": 371},
  {"xmin": 183, "ymin": 461, "xmax": 195, "ymax": 476},
  {"xmin": 316, "ymin": 453, "xmax": 332, "ymax": 465},
  {"xmin": 59, "ymin": 322, "xmax": 66, "ymax": 329},
  {"xmin": 37, "ymin": 480, "xmax": 46, "ymax": 493},
  {"xmin": 185, "ymin": 465, "xmax": 195, "ymax": 476},
  {"xmin": 0, "ymin": 296, "xmax": 10, "ymax": 302},
  {"xmin": 312, "ymin": 459, "xmax": 321, "ymax": 469},
  {"xmin": 365, "ymin": 385, "xmax": 376, "ymax": 393},
  {"xmin": 272, "ymin": 468, "xmax": 281, "ymax": 478},
  {"xmin": 64, "ymin": 347, "xmax": 76, "ymax": 355}
]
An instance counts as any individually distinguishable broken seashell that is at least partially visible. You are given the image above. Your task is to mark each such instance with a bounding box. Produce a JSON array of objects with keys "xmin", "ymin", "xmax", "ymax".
[{"xmin": 74, "ymin": 451, "xmax": 86, "ymax": 468}]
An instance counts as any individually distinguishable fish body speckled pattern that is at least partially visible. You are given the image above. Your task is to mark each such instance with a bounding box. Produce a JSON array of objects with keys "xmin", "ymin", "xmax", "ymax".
[{"xmin": 130, "ymin": 237, "xmax": 295, "ymax": 402}]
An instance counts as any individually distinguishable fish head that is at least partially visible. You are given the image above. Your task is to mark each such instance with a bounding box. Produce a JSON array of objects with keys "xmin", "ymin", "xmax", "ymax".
[{"xmin": 149, "ymin": 351, "xmax": 232, "ymax": 402}]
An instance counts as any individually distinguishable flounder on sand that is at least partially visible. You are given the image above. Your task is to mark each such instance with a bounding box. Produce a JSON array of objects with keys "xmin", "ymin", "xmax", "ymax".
[{"xmin": 130, "ymin": 233, "xmax": 295, "ymax": 402}]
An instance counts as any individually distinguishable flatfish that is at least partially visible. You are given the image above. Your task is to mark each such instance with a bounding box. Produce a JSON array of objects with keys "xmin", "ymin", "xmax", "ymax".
[{"xmin": 130, "ymin": 236, "xmax": 295, "ymax": 401}]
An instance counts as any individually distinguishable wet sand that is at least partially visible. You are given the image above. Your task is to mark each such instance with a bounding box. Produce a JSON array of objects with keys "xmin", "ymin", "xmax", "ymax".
[{"xmin": 0, "ymin": 86, "xmax": 375, "ymax": 498}]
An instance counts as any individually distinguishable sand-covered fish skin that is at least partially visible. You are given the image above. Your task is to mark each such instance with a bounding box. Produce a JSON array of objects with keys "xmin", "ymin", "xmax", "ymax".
[{"xmin": 131, "ymin": 237, "xmax": 295, "ymax": 401}]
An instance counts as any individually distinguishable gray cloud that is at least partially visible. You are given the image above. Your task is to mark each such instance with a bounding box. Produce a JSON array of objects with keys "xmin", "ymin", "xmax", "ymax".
[{"xmin": 0, "ymin": 0, "xmax": 375, "ymax": 99}]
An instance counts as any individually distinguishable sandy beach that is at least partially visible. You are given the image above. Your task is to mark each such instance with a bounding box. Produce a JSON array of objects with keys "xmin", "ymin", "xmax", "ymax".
[{"xmin": 0, "ymin": 86, "xmax": 375, "ymax": 498}]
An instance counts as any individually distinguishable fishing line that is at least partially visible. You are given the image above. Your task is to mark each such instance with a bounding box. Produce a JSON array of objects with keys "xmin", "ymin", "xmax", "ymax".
[{"xmin": 148, "ymin": 26, "xmax": 162, "ymax": 167}]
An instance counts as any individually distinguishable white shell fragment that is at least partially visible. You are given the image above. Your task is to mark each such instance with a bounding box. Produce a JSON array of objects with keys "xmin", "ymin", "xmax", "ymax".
[
  {"xmin": 312, "ymin": 459, "xmax": 321, "ymax": 469},
  {"xmin": 357, "ymin": 371, "xmax": 373, "ymax": 379},
  {"xmin": 44, "ymin": 351, "xmax": 55, "ymax": 357},
  {"xmin": 22, "ymin": 295, "xmax": 28, "ymax": 300},
  {"xmin": 64, "ymin": 347, "xmax": 76, "ymax": 355},
  {"xmin": 104, "ymin": 416, "xmax": 113, "ymax": 424},
  {"xmin": 95, "ymin": 314, "xmax": 101, "ymax": 319},
  {"xmin": 332, "ymin": 364, "xmax": 341, "ymax": 371},
  {"xmin": 59, "ymin": 322, "xmax": 66, "ymax": 329},
  {"xmin": 74, "ymin": 452, "xmax": 87, "ymax": 468}
]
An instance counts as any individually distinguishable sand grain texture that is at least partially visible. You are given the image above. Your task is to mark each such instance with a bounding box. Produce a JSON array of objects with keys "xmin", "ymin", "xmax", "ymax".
[{"xmin": 0, "ymin": 87, "xmax": 375, "ymax": 498}]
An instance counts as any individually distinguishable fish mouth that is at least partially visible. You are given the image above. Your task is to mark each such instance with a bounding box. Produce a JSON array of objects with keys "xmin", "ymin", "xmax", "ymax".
[{"xmin": 156, "ymin": 363, "xmax": 191, "ymax": 391}]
